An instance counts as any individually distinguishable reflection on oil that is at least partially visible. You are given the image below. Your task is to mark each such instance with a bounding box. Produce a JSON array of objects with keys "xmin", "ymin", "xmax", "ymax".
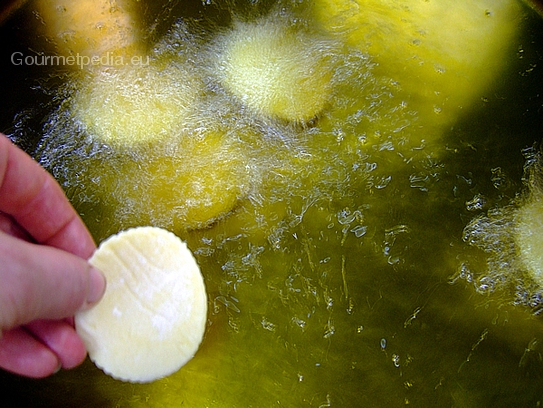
[{"xmin": 1, "ymin": 0, "xmax": 543, "ymax": 406}]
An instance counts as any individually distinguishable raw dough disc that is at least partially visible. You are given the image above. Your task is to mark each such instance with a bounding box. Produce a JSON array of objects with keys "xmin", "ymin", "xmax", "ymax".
[{"xmin": 75, "ymin": 226, "xmax": 207, "ymax": 383}]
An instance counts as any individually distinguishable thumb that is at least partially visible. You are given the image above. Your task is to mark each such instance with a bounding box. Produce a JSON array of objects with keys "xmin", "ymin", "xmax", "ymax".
[{"xmin": 0, "ymin": 232, "xmax": 106, "ymax": 333}]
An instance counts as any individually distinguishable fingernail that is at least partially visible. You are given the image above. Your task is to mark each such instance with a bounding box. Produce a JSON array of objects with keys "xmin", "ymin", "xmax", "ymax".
[
  {"xmin": 86, "ymin": 266, "xmax": 106, "ymax": 307},
  {"xmin": 53, "ymin": 361, "xmax": 62, "ymax": 374}
]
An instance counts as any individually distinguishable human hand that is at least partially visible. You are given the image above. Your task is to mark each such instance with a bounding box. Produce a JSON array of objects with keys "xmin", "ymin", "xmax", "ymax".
[{"xmin": 0, "ymin": 134, "xmax": 106, "ymax": 378}]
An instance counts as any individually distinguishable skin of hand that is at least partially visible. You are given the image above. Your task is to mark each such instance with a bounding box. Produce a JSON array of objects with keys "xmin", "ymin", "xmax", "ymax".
[{"xmin": 0, "ymin": 134, "xmax": 106, "ymax": 378}]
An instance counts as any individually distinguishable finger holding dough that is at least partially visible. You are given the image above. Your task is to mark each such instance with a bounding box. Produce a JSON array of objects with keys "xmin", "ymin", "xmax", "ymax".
[{"xmin": 75, "ymin": 227, "xmax": 207, "ymax": 383}]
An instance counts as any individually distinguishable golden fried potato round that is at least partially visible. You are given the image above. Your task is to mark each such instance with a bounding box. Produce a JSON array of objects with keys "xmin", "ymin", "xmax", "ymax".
[
  {"xmin": 216, "ymin": 18, "xmax": 333, "ymax": 123},
  {"xmin": 516, "ymin": 199, "xmax": 543, "ymax": 287},
  {"xmin": 72, "ymin": 62, "xmax": 200, "ymax": 149}
]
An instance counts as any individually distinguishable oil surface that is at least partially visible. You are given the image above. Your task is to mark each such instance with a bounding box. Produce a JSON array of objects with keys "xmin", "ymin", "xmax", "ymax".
[{"xmin": 1, "ymin": 1, "xmax": 543, "ymax": 407}]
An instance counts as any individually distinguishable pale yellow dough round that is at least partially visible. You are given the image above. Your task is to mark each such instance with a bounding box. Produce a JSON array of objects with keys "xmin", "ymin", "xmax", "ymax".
[
  {"xmin": 216, "ymin": 18, "xmax": 333, "ymax": 123},
  {"xmin": 73, "ymin": 62, "xmax": 200, "ymax": 149},
  {"xmin": 75, "ymin": 227, "xmax": 207, "ymax": 383},
  {"xmin": 516, "ymin": 199, "xmax": 543, "ymax": 287}
]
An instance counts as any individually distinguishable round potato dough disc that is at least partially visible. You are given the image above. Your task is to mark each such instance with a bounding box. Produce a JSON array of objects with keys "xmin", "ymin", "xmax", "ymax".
[
  {"xmin": 217, "ymin": 19, "xmax": 332, "ymax": 123},
  {"xmin": 516, "ymin": 199, "xmax": 543, "ymax": 287},
  {"xmin": 75, "ymin": 227, "xmax": 207, "ymax": 383}
]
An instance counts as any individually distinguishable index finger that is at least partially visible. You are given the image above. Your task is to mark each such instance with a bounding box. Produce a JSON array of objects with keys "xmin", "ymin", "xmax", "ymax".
[{"xmin": 0, "ymin": 134, "xmax": 96, "ymax": 258}]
